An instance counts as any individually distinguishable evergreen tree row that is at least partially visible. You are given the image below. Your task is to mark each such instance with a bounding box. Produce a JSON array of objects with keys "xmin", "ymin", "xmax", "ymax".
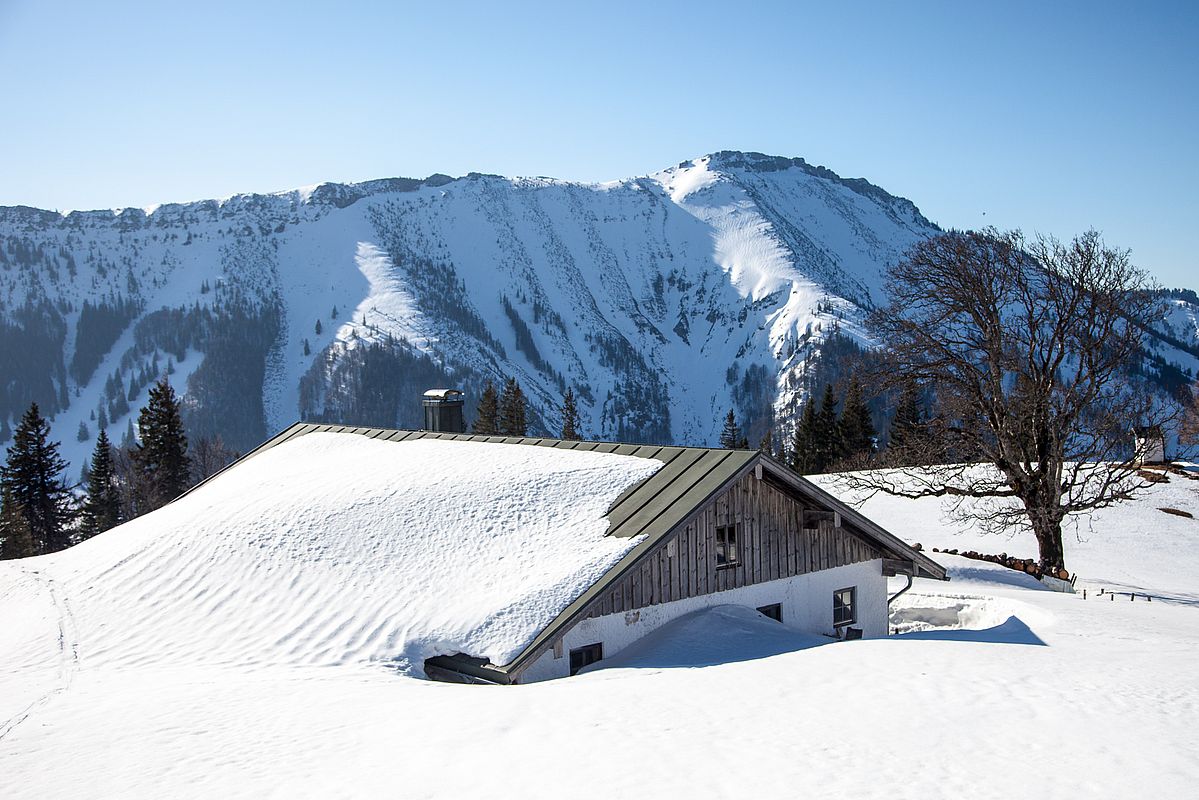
[
  {"xmin": 0, "ymin": 377, "xmax": 231, "ymax": 560},
  {"xmin": 717, "ymin": 374, "xmax": 931, "ymax": 476},
  {"xmin": 471, "ymin": 379, "xmax": 585, "ymax": 441},
  {"xmin": 473, "ymin": 378, "xmax": 529, "ymax": 436}
]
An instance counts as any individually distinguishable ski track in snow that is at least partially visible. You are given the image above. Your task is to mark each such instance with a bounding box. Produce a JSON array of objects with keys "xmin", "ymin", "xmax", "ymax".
[{"xmin": 0, "ymin": 567, "xmax": 78, "ymax": 743}]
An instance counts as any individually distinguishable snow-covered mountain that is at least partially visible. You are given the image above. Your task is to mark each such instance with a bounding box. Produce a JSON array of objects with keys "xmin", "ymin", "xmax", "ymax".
[{"xmin": 1, "ymin": 151, "xmax": 1195, "ymax": 474}]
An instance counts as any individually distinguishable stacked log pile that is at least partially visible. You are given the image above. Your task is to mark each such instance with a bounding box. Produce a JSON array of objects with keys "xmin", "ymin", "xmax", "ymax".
[{"xmin": 930, "ymin": 547, "xmax": 1071, "ymax": 581}]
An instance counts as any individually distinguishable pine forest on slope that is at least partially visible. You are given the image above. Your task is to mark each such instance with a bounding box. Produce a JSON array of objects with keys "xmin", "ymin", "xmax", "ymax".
[{"xmin": 1, "ymin": 151, "xmax": 1196, "ymax": 476}]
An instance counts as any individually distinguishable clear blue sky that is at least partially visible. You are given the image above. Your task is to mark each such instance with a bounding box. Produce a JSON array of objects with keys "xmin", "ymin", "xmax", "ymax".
[{"xmin": 1, "ymin": 0, "xmax": 1195, "ymax": 286}]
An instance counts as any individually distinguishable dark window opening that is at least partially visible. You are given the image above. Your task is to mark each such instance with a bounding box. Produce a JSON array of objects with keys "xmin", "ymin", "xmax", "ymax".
[
  {"xmin": 756, "ymin": 603, "xmax": 783, "ymax": 622},
  {"xmin": 569, "ymin": 643, "xmax": 603, "ymax": 676},
  {"xmin": 715, "ymin": 524, "xmax": 739, "ymax": 567},
  {"xmin": 833, "ymin": 587, "xmax": 856, "ymax": 627}
]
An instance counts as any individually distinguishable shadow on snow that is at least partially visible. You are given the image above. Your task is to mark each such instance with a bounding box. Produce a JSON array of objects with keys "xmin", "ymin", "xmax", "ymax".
[
  {"xmin": 587, "ymin": 604, "xmax": 1045, "ymax": 674},
  {"xmin": 892, "ymin": 615, "xmax": 1046, "ymax": 646}
]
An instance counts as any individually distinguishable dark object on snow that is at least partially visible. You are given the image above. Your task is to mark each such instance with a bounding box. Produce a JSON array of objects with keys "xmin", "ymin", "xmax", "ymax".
[{"xmin": 1159, "ymin": 507, "xmax": 1193, "ymax": 518}]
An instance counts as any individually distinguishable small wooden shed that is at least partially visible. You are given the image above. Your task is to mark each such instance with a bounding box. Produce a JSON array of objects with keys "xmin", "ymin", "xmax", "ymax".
[{"xmin": 1133, "ymin": 425, "xmax": 1166, "ymax": 466}]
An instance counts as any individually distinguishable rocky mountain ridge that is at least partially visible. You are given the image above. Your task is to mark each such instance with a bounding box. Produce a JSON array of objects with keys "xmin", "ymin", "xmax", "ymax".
[{"xmin": 1, "ymin": 152, "xmax": 1194, "ymax": 476}]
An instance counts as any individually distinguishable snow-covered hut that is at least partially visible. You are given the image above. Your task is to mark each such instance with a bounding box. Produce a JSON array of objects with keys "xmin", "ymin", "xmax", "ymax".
[
  {"xmin": 203, "ymin": 423, "xmax": 945, "ymax": 684},
  {"xmin": 1133, "ymin": 425, "xmax": 1166, "ymax": 466}
]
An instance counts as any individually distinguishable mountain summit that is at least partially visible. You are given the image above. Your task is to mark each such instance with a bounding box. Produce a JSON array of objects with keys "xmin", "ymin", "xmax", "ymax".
[{"xmin": 0, "ymin": 153, "xmax": 1193, "ymax": 473}]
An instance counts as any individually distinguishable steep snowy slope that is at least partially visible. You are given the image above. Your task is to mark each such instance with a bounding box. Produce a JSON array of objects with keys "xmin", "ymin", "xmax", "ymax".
[
  {"xmin": 3, "ymin": 153, "xmax": 1193, "ymax": 479},
  {"xmin": 0, "ymin": 466, "xmax": 1196, "ymax": 798},
  {"xmin": 0, "ymin": 153, "xmax": 938, "ymax": 475}
]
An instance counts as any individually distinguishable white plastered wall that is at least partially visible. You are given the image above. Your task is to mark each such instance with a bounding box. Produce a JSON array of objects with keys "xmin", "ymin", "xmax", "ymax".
[{"xmin": 518, "ymin": 558, "xmax": 886, "ymax": 683}]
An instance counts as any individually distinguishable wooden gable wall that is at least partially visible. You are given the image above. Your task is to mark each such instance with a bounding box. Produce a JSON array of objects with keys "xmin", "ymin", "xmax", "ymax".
[{"xmin": 583, "ymin": 470, "xmax": 882, "ymax": 619}]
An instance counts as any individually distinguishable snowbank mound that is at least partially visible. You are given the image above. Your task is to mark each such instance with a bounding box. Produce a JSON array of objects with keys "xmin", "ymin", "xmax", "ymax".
[{"xmin": 22, "ymin": 433, "xmax": 661, "ymax": 672}]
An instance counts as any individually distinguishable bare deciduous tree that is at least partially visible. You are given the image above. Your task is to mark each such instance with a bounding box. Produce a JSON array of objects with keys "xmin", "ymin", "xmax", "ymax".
[
  {"xmin": 190, "ymin": 435, "xmax": 240, "ymax": 484},
  {"xmin": 1182, "ymin": 380, "xmax": 1199, "ymax": 447},
  {"xmin": 846, "ymin": 228, "xmax": 1178, "ymax": 572}
]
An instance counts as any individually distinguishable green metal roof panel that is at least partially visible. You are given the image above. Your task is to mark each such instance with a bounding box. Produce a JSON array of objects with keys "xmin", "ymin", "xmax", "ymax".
[
  {"xmin": 601, "ymin": 448, "xmax": 691, "ymax": 519},
  {"xmin": 617, "ymin": 449, "xmax": 755, "ymax": 540},
  {"xmin": 604, "ymin": 449, "xmax": 707, "ymax": 536}
]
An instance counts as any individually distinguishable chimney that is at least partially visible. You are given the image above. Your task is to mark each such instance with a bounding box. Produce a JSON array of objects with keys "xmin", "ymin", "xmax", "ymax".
[{"xmin": 422, "ymin": 389, "xmax": 465, "ymax": 433}]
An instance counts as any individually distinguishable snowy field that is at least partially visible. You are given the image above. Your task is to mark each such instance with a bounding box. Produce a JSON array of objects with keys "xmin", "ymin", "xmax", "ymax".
[{"xmin": 2, "ymin": 453, "xmax": 1198, "ymax": 798}]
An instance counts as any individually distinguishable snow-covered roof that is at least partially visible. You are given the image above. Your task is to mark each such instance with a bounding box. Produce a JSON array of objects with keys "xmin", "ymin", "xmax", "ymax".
[
  {"xmin": 48, "ymin": 432, "xmax": 663, "ymax": 672},
  {"xmin": 41, "ymin": 424, "xmax": 939, "ymax": 682}
]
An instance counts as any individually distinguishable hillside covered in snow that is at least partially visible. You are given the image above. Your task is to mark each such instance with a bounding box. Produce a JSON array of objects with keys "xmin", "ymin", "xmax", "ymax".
[
  {"xmin": 3, "ymin": 151, "xmax": 1195, "ymax": 477},
  {"xmin": 1, "ymin": 458, "xmax": 1196, "ymax": 798}
]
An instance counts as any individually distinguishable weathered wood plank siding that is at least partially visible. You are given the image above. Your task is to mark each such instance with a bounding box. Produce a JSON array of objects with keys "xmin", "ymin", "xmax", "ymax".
[{"xmin": 584, "ymin": 472, "xmax": 882, "ymax": 619}]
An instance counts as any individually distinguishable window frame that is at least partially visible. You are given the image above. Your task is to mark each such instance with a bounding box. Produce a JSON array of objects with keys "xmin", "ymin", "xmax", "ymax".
[
  {"xmin": 715, "ymin": 523, "xmax": 739, "ymax": 568},
  {"xmin": 832, "ymin": 586, "xmax": 857, "ymax": 627},
  {"xmin": 756, "ymin": 603, "xmax": 783, "ymax": 622},
  {"xmin": 568, "ymin": 642, "xmax": 603, "ymax": 676}
]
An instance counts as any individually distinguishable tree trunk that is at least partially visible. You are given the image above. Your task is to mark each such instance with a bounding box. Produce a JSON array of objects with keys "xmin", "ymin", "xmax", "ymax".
[{"xmin": 1030, "ymin": 516, "xmax": 1066, "ymax": 572}]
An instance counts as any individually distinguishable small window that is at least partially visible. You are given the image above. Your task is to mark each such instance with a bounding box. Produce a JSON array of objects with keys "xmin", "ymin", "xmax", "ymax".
[
  {"xmin": 569, "ymin": 643, "xmax": 603, "ymax": 676},
  {"xmin": 756, "ymin": 603, "xmax": 783, "ymax": 622},
  {"xmin": 833, "ymin": 587, "xmax": 856, "ymax": 627},
  {"xmin": 715, "ymin": 524, "xmax": 739, "ymax": 567}
]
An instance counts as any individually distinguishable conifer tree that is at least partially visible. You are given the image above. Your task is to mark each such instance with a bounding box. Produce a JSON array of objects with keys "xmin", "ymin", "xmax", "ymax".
[
  {"xmin": 838, "ymin": 376, "xmax": 876, "ymax": 461},
  {"xmin": 81, "ymin": 429, "xmax": 121, "ymax": 539},
  {"xmin": 499, "ymin": 378, "xmax": 528, "ymax": 436},
  {"xmin": 814, "ymin": 384, "xmax": 842, "ymax": 472},
  {"xmin": 560, "ymin": 387, "xmax": 581, "ymax": 440},
  {"xmin": 888, "ymin": 378, "xmax": 924, "ymax": 450},
  {"xmin": 719, "ymin": 409, "xmax": 740, "ymax": 449},
  {"xmin": 315, "ymin": 318, "xmax": 323, "ymax": 336},
  {"xmin": 0, "ymin": 485, "xmax": 35, "ymax": 560},
  {"xmin": 791, "ymin": 399, "xmax": 820, "ymax": 474},
  {"xmin": 473, "ymin": 381, "xmax": 500, "ymax": 435},
  {"xmin": 758, "ymin": 428, "xmax": 774, "ymax": 455},
  {"xmin": 0, "ymin": 403, "xmax": 74, "ymax": 554},
  {"xmin": 132, "ymin": 378, "xmax": 191, "ymax": 513}
]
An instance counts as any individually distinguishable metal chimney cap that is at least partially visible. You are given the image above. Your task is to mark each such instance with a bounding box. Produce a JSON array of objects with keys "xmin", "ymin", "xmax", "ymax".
[{"xmin": 423, "ymin": 388, "xmax": 464, "ymax": 400}]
